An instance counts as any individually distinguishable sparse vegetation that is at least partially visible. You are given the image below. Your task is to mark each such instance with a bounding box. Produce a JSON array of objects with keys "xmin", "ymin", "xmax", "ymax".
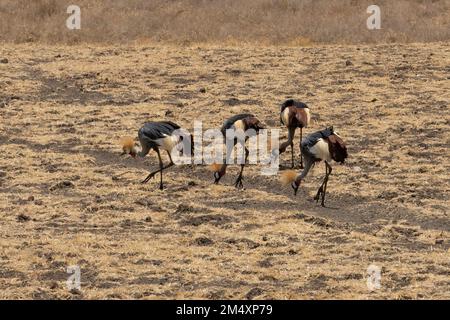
[{"xmin": 0, "ymin": 0, "xmax": 449, "ymax": 44}]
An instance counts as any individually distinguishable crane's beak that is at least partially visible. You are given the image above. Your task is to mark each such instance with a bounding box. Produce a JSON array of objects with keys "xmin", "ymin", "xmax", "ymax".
[{"xmin": 120, "ymin": 151, "xmax": 127, "ymax": 156}]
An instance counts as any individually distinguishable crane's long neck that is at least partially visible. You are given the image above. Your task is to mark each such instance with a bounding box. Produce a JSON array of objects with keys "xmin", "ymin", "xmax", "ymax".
[
  {"xmin": 137, "ymin": 149, "xmax": 147, "ymax": 158},
  {"xmin": 296, "ymin": 159, "xmax": 314, "ymax": 184}
]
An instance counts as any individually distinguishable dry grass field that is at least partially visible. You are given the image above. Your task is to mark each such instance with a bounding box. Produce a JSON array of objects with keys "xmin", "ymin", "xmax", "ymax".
[
  {"xmin": 0, "ymin": 41, "xmax": 449, "ymax": 299},
  {"xmin": 1, "ymin": 0, "xmax": 449, "ymax": 44}
]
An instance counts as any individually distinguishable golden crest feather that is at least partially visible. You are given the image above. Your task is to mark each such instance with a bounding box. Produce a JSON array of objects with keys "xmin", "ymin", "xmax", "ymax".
[
  {"xmin": 208, "ymin": 163, "xmax": 222, "ymax": 172},
  {"xmin": 119, "ymin": 136, "xmax": 135, "ymax": 150},
  {"xmin": 280, "ymin": 170, "xmax": 298, "ymax": 186}
]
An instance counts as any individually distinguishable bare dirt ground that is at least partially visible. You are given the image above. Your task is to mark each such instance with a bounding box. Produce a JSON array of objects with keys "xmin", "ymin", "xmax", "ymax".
[{"xmin": 0, "ymin": 43, "xmax": 449, "ymax": 299}]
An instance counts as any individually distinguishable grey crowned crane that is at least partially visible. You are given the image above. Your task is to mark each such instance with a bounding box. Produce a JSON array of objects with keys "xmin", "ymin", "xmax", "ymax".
[
  {"xmin": 278, "ymin": 99, "xmax": 311, "ymax": 168},
  {"xmin": 120, "ymin": 121, "xmax": 189, "ymax": 190},
  {"xmin": 281, "ymin": 126, "xmax": 348, "ymax": 206},
  {"xmin": 210, "ymin": 113, "xmax": 265, "ymax": 189}
]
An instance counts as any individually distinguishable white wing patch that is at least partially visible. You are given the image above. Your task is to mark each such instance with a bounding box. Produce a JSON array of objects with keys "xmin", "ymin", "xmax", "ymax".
[
  {"xmin": 304, "ymin": 108, "xmax": 311, "ymax": 127},
  {"xmin": 281, "ymin": 108, "xmax": 290, "ymax": 125},
  {"xmin": 155, "ymin": 135, "xmax": 179, "ymax": 152},
  {"xmin": 309, "ymin": 138, "xmax": 331, "ymax": 162},
  {"xmin": 233, "ymin": 119, "xmax": 246, "ymax": 131}
]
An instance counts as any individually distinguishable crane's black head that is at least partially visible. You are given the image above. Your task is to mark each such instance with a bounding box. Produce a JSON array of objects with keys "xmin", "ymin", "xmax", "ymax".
[
  {"xmin": 214, "ymin": 167, "xmax": 227, "ymax": 184},
  {"xmin": 280, "ymin": 170, "xmax": 301, "ymax": 195},
  {"xmin": 120, "ymin": 136, "xmax": 138, "ymax": 158},
  {"xmin": 210, "ymin": 163, "xmax": 226, "ymax": 184},
  {"xmin": 291, "ymin": 178, "xmax": 302, "ymax": 195},
  {"xmin": 121, "ymin": 146, "xmax": 138, "ymax": 158}
]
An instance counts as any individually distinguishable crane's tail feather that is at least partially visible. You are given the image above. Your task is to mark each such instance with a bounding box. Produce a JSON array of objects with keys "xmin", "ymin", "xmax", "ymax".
[
  {"xmin": 208, "ymin": 163, "xmax": 222, "ymax": 172},
  {"xmin": 119, "ymin": 136, "xmax": 135, "ymax": 150},
  {"xmin": 280, "ymin": 170, "xmax": 298, "ymax": 186}
]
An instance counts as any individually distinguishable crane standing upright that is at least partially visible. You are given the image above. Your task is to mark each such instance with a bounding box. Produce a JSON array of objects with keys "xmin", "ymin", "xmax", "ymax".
[{"xmin": 278, "ymin": 99, "xmax": 311, "ymax": 169}]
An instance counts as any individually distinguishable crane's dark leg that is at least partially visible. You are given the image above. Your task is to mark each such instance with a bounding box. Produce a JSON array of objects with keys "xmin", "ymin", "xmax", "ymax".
[
  {"xmin": 299, "ymin": 128, "xmax": 304, "ymax": 169},
  {"xmin": 234, "ymin": 147, "xmax": 249, "ymax": 189},
  {"xmin": 141, "ymin": 148, "xmax": 174, "ymax": 186},
  {"xmin": 314, "ymin": 161, "xmax": 332, "ymax": 206},
  {"xmin": 278, "ymin": 127, "xmax": 295, "ymax": 168},
  {"xmin": 214, "ymin": 164, "xmax": 227, "ymax": 184},
  {"xmin": 321, "ymin": 162, "xmax": 332, "ymax": 207},
  {"xmin": 290, "ymin": 140, "xmax": 294, "ymax": 169},
  {"xmin": 314, "ymin": 162, "xmax": 328, "ymax": 203},
  {"xmin": 215, "ymin": 137, "xmax": 232, "ymax": 185},
  {"xmin": 166, "ymin": 150, "xmax": 174, "ymax": 166},
  {"xmin": 156, "ymin": 148, "xmax": 165, "ymax": 189},
  {"xmin": 141, "ymin": 162, "xmax": 174, "ymax": 183}
]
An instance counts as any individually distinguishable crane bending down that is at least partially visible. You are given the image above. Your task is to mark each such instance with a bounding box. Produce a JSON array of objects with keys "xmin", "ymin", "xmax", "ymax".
[
  {"xmin": 120, "ymin": 121, "xmax": 189, "ymax": 190},
  {"xmin": 278, "ymin": 99, "xmax": 311, "ymax": 169},
  {"xmin": 211, "ymin": 113, "xmax": 265, "ymax": 189},
  {"xmin": 281, "ymin": 126, "xmax": 348, "ymax": 206}
]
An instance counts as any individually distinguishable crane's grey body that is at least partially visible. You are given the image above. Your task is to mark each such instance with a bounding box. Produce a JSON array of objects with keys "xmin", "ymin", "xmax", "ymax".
[
  {"xmin": 220, "ymin": 113, "xmax": 255, "ymax": 136},
  {"xmin": 136, "ymin": 121, "xmax": 181, "ymax": 190},
  {"xmin": 292, "ymin": 127, "xmax": 348, "ymax": 206},
  {"xmin": 138, "ymin": 121, "xmax": 180, "ymax": 156},
  {"xmin": 300, "ymin": 127, "xmax": 334, "ymax": 161},
  {"xmin": 278, "ymin": 99, "xmax": 311, "ymax": 168}
]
